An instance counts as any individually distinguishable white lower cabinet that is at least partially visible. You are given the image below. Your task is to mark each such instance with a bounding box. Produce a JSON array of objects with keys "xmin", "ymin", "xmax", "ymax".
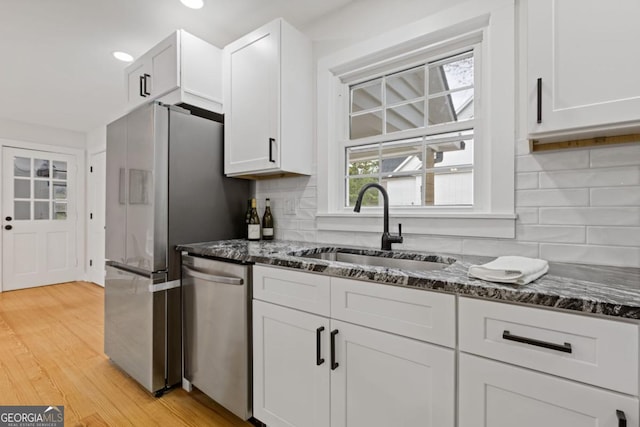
[
  {"xmin": 459, "ymin": 354, "xmax": 638, "ymax": 427},
  {"xmin": 252, "ymin": 291, "xmax": 455, "ymax": 427},
  {"xmin": 330, "ymin": 319, "xmax": 454, "ymax": 427},
  {"xmin": 253, "ymin": 300, "xmax": 330, "ymax": 427}
]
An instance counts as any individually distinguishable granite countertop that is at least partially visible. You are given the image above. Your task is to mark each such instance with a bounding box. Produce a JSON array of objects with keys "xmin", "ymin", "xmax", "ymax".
[{"xmin": 177, "ymin": 239, "xmax": 640, "ymax": 320}]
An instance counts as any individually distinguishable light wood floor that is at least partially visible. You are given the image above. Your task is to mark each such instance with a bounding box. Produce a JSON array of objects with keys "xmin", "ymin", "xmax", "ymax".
[{"xmin": 0, "ymin": 281, "xmax": 253, "ymax": 427}]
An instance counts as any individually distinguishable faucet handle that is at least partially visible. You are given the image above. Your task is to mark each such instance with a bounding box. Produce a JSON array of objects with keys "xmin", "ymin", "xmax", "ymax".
[{"xmin": 398, "ymin": 223, "xmax": 402, "ymax": 236}]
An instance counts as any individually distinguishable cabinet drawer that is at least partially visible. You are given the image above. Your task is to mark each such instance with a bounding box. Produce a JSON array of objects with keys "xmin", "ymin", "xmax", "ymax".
[
  {"xmin": 459, "ymin": 297, "xmax": 639, "ymax": 395},
  {"xmin": 253, "ymin": 265, "xmax": 330, "ymax": 316},
  {"xmin": 331, "ymin": 278, "xmax": 455, "ymax": 348}
]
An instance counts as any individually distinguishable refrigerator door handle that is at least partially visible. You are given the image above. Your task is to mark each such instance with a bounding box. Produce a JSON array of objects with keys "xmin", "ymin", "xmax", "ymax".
[
  {"xmin": 106, "ymin": 260, "xmax": 153, "ymax": 278},
  {"xmin": 182, "ymin": 265, "xmax": 244, "ymax": 285}
]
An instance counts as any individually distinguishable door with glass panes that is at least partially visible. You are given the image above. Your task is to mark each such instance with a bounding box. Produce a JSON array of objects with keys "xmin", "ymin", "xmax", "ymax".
[{"xmin": 2, "ymin": 147, "xmax": 77, "ymax": 290}]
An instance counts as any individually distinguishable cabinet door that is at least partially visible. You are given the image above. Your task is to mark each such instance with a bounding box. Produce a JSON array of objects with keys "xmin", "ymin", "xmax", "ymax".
[
  {"xmin": 330, "ymin": 320, "xmax": 455, "ymax": 427},
  {"xmin": 224, "ymin": 20, "xmax": 280, "ymax": 175},
  {"xmin": 126, "ymin": 59, "xmax": 151, "ymax": 108},
  {"xmin": 528, "ymin": 0, "xmax": 640, "ymax": 136},
  {"xmin": 147, "ymin": 31, "xmax": 179, "ymax": 99},
  {"xmin": 252, "ymin": 300, "xmax": 330, "ymax": 427},
  {"xmin": 459, "ymin": 353, "xmax": 639, "ymax": 427}
]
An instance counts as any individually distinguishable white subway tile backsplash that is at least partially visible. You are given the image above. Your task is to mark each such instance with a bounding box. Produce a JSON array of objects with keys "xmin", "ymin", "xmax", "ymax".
[
  {"xmin": 590, "ymin": 144, "xmax": 640, "ymax": 168},
  {"xmin": 540, "ymin": 243, "xmax": 640, "ymax": 268},
  {"xmin": 516, "ymin": 189, "xmax": 589, "ymax": 207},
  {"xmin": 515, "ymin": 172, "xmax": 539, "ymax": 190},
  {"xmin": 539, "ymin": 207, "xmax": 640, "ymax": 226},
  {"xmin": 462, "ymin": 239, "xmax": 539, "ymax": 258},
  {"xmin": 299, "ymin": 197, "xmax": 317, "ymax": 210},
  {"xmin": 539, "ymin": 167, "xmax": 640, "ymax": 188},
  {"xmin": 515, "ymin": 139, "xmax": 531, "ymax": 156},
  {"xmin": 298, "ymin": 220, "xmax": 317, "ymax": 231},
  {"xmin": 587, "ymin": 227, "xmax": 640, "ymax": 247},
  {"xmin": 516, "ymin": 225, "xmax": 585, "ymax": 243},
  {"xmin": 516, "ymin": 150, "xmax": 589, "ymax": 172},
  {"xmin": 590, "ymin": 186, "xmax": 640, "ymax": 206},
  {"xmin": 400, "ymin": 235, "xmax": 463, "ymax": 254},
  {"xmin": 515, "ymin": 208, "xmax": 539, "ymax": 224}
]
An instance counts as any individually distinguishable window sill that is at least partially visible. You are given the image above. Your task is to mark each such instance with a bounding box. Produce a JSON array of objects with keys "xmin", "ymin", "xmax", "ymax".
[{"xmin": 316, "ymin": 212, "xmax": 516, "ymax": 239}]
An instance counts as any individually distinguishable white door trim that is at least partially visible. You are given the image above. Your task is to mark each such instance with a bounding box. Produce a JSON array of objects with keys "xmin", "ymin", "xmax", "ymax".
[{"xmin": 0, "ymin": 138, "xmax": 86, "ymax": 292}]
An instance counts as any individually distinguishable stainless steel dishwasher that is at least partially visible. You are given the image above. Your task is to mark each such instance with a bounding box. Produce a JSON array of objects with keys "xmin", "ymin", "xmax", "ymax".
[{"xmin": 181, "ymin": 254, "xmax": 252, "ymax": 420}]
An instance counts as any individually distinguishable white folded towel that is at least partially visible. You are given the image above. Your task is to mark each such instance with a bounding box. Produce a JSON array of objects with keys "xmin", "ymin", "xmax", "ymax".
[{"xmin": 468, "ymin": 256, "xmax": 549, "ymax": 285}]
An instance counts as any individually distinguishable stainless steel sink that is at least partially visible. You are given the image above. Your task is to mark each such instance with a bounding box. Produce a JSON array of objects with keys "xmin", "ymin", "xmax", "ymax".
[{"xmin": 298, "ymin": 251, "xmax": 452, "ymax": 272}]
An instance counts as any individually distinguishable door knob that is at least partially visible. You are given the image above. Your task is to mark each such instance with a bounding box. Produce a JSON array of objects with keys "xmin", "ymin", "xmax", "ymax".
[
  {"xmin": 4, "ymin": 225, "xmax": 12, "ymax": 230},
  {"xmin": 5, "ymin": 216, "xmax": 12, "ymax": 221}
]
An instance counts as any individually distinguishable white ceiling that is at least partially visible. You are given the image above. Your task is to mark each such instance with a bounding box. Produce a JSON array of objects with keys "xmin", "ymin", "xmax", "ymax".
[{"xmin": 0, "ymin": 0, "xmax": 353, "ymax": 133}]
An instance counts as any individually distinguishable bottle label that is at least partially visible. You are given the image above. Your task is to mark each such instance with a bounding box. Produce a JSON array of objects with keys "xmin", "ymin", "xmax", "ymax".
[
  {"xmin": 248, "ymin": 224, "xmax": 261, "ymax": 240},
  {"xmin": 262, "ymin": 228, "xmax": 274, "ymax": 237}
]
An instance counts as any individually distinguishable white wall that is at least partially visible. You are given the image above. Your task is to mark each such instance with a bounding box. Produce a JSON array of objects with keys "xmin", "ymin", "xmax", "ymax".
[
  {"xmin": 255, "ymin": 0, "xmax": 640, "ymax": 268},
  {"xmin": 0, "ymin": 117, "xmax": 85, "ymax": 148}
]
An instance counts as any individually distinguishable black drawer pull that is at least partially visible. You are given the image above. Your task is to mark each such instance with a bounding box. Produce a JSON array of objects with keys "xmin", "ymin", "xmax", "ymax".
[
  {"xmin": 330, "ymin": 329, "xmax": 339, "ymax": 370},
  {"xmin": 536, "ymin": 77, "xmax": 542, "ymax": 123},
  {"xmin": 316, "ymin": 326, "xmax": 325, "ymax": 366},
  {"xmin": 139, "ymin": 75, "xmax": 146, "ymax": 97},
  {"xmin": 502, "ymin": 330, "xmax": 572, "ymax": 354},
  {"xmin": 617, "ymin": 410, "xmax": 627, "ymax": 427},
  {"xmin": 143, "ymin": 73, "xmax": 151, "ymax": 96}
]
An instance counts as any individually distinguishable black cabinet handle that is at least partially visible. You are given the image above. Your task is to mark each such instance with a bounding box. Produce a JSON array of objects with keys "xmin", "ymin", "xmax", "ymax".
[
  {"xmin": 316, "ymin": 326, "xmax": 325, "ymax": 366},
  {"xmin": 617, "ymin": 410, "xmax": 627, "ymax": 427},
  {"xmin": 143, "ymin": 73, "xmax": 151, "ymax": 96},
  {"xmin": 536, "ymin": 78, "xmax": 542, "ymax": 123},
  {"xmin": 139, "ymin": 75, "xmax": 146, "ymax": 97},
  {"xmin": 268, "ymin": 138, "xmax": 276, "ymax": 163},
  {"xmin": 4, "ymin": 225, "xmax": 12, "ymax": 230},
  {"xmin": 330, "ymin": 329, "xmax": 339, "ymax": 370},
  {"xmin": 5, "ymin": 216, "xmax": 12, "ymax": 221},
  {"xmin": 503, "ymin": 330, "xmax": 572, "ymax": 353}
]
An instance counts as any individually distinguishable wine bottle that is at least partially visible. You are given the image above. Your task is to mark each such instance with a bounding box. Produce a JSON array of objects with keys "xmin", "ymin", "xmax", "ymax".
[
  {"xmin": 262, "ymin": 198, "xmax": 274, "ymax": 240},
  {"xmin": 244, "ymin": 199, "xmax": 252, "ymax": 238},
  {"xmin": 247, "ymin": 198, "xmax": 261, "ymax": 241}
]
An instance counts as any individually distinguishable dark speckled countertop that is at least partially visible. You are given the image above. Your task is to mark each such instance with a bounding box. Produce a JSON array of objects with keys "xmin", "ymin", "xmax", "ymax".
[{"xmin": 177, "ymin": 239, "xmax": 640, "ymax": 320}]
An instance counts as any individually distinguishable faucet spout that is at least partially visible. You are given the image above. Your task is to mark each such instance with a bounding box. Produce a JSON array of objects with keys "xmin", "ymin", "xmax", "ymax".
[{"xmin": 353, "ymin": 183, "xmax": 403, "ymax": 250}]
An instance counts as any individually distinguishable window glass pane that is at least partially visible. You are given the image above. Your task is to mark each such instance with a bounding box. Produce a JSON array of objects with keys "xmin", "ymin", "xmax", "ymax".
[
  {"xmin": 347, "ymin": 177, "xmax": 379, "ymax": 207},
  {"xmin": 351, "ymin": 79, "xmax": 382, "ymax": 113},
  {"xmin": 35, "ymin": 159, "xmax": 50, "ymax": 178},
  {"xmin": 350, "ymin": 111, "xmax": 383, "ymax": 139},
  {"xmin": 14, "ymin": 179, "xmax": 30, "ymax": 198},
  {"xmin": 380, "ymin": 139, "xmax": 423, "ymax": 174},
  {"xmin": 425, "ymin": 169, "xmax": 473, "ymax": 206},
  {"xmin": 382, "ymin": 174, "xmax": 422, "ymax": 206},
  {"xmin": 347, "ymin": 144, "xmax": 379, "ymax": 176},
  {"xmin": 14, "ymin": 157, "xmax": 30, "ymax": 177},
  {"xmin": 52, "ymin": 161, "xmax": 67, "ymax": 180},
  {"xmin": 429, "ymin": 55, "xmax": 474, "ymax": 94},
  {"xmin": 34, "ymin": 201, "xmax": 49, "ymax": 220},
  {"xmin": 428, "ymin": 89, "xmax": 474, "ymax": 125},
  {"xmin": 428, "ymin": 139, "xmax": 474, "ymax": 169},
  {"xmin": 53, "ymin": 182, "xmax": 67, "ymax": 199},
  {"xmin": 386, "ymin": 101, "xmax": 425, "ymax": 133},
  {"xmin": 15, "ymin": 201, "xmax": 30, "ymax": 220},
  {"xmin": 386, "ymin": 67, "xmax": 425, "ymax": 104},
  {"xmin": 53, "ymin": 202, "xmax": 67, "ymax": 220},
  {"xmin": 34, "ymin": 181, "xmax": 50, "ymax": 199}
]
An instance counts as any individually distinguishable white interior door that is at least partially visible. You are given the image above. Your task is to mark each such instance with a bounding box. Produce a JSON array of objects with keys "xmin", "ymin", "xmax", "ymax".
[
  {"xmin": 2, "ymin": 146, "xmax": 78, "ymax": 291},
  {"xmin": 87, "ymin": 150, "xmax": 106, "ymax": 286}
]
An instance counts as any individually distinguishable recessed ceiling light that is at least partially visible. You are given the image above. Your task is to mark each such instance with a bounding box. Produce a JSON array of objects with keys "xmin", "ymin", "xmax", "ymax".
[
  {"xmin": 112, "ymin": 51, "xmax": 134, "ymax": 63},
  {"xmin": 180, "ymin": 0, "xmax": 204, "ymax": 9}
]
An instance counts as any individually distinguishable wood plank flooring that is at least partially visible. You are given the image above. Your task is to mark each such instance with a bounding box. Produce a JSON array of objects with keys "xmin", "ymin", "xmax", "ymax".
[{"xmin": 0, "ymin": 281, "xmax": 253, "ymax": 427}]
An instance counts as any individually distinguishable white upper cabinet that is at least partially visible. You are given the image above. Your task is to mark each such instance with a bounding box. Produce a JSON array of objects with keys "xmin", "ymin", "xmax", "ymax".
[
  {"xmin": 527, "ymin": 0, "xmax": 640, "ymax": 139},
  {"xmin": 125, "ymin": 30, "xmax": 222, "ymax": 113},
  {"xmin": 223, "ymin": 18, "xmax": 312, "ymax": 178}
]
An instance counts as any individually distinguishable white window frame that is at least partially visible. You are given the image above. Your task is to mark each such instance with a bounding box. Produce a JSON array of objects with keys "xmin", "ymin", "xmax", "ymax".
[{"xmin": 317, "ymin": 0, "xmax": 516, "ymax": 238}]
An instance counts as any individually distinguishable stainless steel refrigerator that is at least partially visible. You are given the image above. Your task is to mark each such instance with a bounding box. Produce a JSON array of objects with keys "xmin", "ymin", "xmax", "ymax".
[{"xmin": 104, "ymin": 102, "xmax": 249, "ymax": 395}]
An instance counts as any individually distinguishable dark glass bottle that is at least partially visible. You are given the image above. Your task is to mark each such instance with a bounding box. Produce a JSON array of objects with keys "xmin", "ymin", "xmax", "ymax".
[
  {"xmin": 262, "ymin": 198, "xmax": 274, "ymax": 240},
  {"xmin": 244, "ymin": 199, "xmax": 252, "ymax": 238},
  {"xmin": 247, "ymin": 198, "xmax": 261, "ymax": 241}
]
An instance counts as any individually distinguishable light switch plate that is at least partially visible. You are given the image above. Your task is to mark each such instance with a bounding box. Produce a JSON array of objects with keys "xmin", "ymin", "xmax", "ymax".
[{"xmin": 284, "ymin": 198, "xmax": 297, "ymax": 215}]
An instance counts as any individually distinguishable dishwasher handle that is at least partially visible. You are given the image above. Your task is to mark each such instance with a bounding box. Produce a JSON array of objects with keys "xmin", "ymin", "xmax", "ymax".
[{"xmin": 182, "ymin": 265, "xmax": 244, "ymax": 285}]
